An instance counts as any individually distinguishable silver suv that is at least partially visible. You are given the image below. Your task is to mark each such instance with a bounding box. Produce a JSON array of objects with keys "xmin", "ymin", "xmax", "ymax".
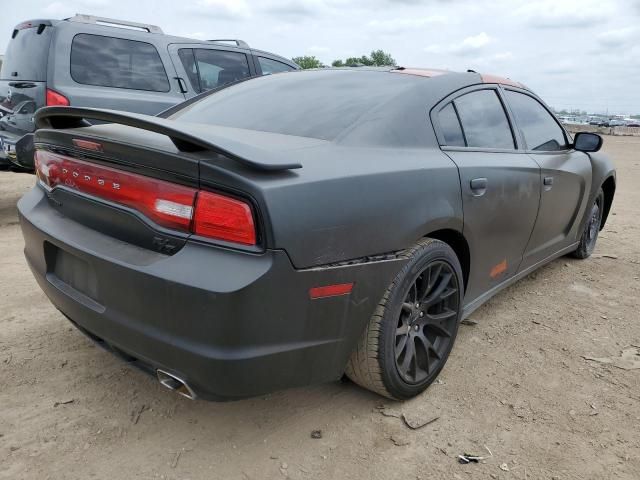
[{"xmin": 0, "ymin": 14, "xmax": 298, "ymax": 170}]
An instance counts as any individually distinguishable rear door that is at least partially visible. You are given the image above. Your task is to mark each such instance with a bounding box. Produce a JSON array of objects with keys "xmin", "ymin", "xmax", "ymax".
[
  {"xmin": 0, "ymin": 21, "xmax": 53, "ymax": 141},
  {"xmin": 168, "ymin": 44, "xmax": 255, "ymax": 99},
  {"xmin": 433, "ymin": 87, "xmax": 541, "ymax": 305},
  {"xmin": 503, "ymin": 89, "xmax": 592, "ymax": 268}
]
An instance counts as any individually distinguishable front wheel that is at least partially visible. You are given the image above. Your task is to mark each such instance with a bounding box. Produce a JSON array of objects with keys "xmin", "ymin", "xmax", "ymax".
[
  {"xmin": 345, "ymin": 238, "xmax": 464, "ymax": 400},
  {"xmin": 571, "ymin": 188, "xmax": 605, "ymax": 259}
]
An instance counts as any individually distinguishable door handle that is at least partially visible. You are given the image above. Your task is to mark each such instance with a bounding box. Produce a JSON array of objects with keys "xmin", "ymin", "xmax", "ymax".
[
  {"xmin": 543, "ymin": 176, "xmax": 554, "ymax": 190},
  {"xmin": 174, "ymin": 77, "xmax": 187, "ymax": 94},
  {"xmin": 470, "ymin": 177, "xmax": 488, "ymax": 196}
]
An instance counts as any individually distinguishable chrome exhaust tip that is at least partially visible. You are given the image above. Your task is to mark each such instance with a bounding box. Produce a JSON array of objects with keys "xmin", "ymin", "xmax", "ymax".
[{"xmin": 156, "ymin": 369, "xmax": 196, "ymax": 400}]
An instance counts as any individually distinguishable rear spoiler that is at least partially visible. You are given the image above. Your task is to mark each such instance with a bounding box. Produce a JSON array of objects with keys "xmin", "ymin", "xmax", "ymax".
[{"xmin": 35, "ymin": 107, "xmax": 302, "ymax": 171}]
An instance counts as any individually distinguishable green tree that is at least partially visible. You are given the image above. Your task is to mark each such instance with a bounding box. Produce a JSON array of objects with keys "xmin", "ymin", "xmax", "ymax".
[
  {"xmin": 370, "ymin": 49, "xmax": 395, "ymax": 66},
  {"xmin": 291, "ymin": 56, "xmax": 323, "ymax": 69},
  {"xmin": 331, "ymin": 50, "xmax": 396, "ymax": 68}
]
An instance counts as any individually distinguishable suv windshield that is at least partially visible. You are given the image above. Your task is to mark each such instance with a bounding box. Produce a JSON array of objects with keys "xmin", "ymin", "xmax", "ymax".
[
  {"xmin": 172, "ymin": 70, "xmax": 422, "ymax": 140},
  {"xmin": 1, "ymin": 24, "xmax": 53, "ymax": 81}
]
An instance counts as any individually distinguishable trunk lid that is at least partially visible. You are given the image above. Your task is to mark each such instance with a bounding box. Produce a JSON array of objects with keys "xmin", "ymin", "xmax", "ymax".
[{"xmin": 32, "ymin": 107, "xmax": 309, "ymax": 254}]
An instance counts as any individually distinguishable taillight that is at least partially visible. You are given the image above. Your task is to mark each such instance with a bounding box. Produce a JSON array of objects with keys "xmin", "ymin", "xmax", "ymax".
[
  {"xmin": 46, "ymin": 88, "xmax": 70, "ymax": 107},
  {"xmin": 35, "ymin": 150, "xmax": 257, "ymax": 245},
  {"xmin": 193, "ymin": 191, "xmax": 256, "ymax": 245}
]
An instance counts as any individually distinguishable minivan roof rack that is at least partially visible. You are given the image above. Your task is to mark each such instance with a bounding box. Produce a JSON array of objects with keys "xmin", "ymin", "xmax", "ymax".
[
  {"xmin": 67, "ymin": 14, "xmax": 164, "ymax": 34},
  {"xmin": 208, "ymin": 39, "xmax": 249, "ymax": 48}
]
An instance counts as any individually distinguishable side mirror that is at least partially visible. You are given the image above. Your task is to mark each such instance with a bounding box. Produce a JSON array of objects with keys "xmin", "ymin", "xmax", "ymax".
[{"xmin": 573, "ymin": 132, "xmax": 602, "ymax": 152}]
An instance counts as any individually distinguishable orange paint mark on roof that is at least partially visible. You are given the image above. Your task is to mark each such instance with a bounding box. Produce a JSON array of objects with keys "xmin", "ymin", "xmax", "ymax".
[
  {"xmin": 481, "ymin": 73, "xmax": 523, "ymax": 88},
  {"xmin": 390, "ymin": 68, "xmax": 451, "ymax": 78}
]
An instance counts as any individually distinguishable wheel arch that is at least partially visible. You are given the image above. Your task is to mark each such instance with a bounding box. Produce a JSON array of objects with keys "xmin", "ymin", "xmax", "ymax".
[
  {"xmin": 423, "ymin": 228, "xmax": 470, "ymax": 294},
  {"xmin": 600, "ymin": 175, "xmax": 616, "ymax": 230}
]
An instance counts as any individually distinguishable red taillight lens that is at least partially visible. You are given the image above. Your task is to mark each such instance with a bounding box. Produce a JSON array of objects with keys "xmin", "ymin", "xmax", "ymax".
[
  {"xmin": 46, "ymin": 88, "xmax": 70, "ymax": 107},
  {"xmin": 35, "ymin": 150, "xmax": 257, "ymax": 245},
  {"xmin": 193, "ymin": 191, "xmax": 256, "ymax": 245},
  {"xmin": 35, "ymin": 150, "xmax": 196, "ymax": 231}
]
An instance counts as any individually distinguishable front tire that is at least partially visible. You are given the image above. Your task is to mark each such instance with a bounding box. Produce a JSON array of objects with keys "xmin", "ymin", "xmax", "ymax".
[
  {"xmin": 571, "ymin": 188, "xmax": 605, "ymax": 259},
  {"xmin": 345, "ymin": 238, "xmax": 464, "ymax": 400}
]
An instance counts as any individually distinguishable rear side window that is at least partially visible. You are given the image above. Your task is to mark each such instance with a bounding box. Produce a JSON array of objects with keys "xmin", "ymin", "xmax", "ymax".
[
  {"xmin": 454, "ymin": 90, "xmax": 514, "ymax": 149},
  {"xmin": 71, "ymin": 34, "xmax": 169, "ymax": 92},
  {"xmin": 183, "ymin": 49, "xmax": 251, "ymax": 93},
  {"xmin": 438, "ymin": 103, "xmax": 465, "ymax": 147},
  {"xmin": 258, "ymin": 57, "xmax": 295, "ymax": 75},
  {"xmin": 504, "ymin": 91, "xmax": 568, "ymax": 151}
]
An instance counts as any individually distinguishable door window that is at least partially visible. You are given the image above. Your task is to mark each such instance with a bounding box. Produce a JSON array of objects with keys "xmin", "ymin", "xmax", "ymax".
[
  {"xmin": 453, "ymin": 90, "xmax": 514, "ymax": 149},
  {"xmin": 71, "ymin": 34, "xmax": 169, "ymax": 92},
  {"xmin": 177, "ymin": 49, "xmax": 200, "ymax": 92},
  {"xmin": 178, "ymin": 49, "xmax": 251, "ymax": 93},
  {"xmin": 504, "ymin": 91, "xmax": 568, "ymax": 151},
  {"xmin": 258, "ymin": 57, "xmax": 295, "ymax": 75},
  {"xmin": 438, "ymin": 103, "xmax": 465, "ymax": 147}
]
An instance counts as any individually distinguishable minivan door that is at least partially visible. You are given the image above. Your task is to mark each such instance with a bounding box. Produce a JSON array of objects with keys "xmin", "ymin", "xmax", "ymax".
[
  {"xmin": 503, "ymin": 89, "xmax": 592, "ymax": 269},
  {"xmin": 434, "ymin": 88, "xmax": 541, "ymax": 306},
  {"xmin": 168, "ymin": 44, "xmax": 256, "ymax": 98},
  {"xmin": 0, "ymin": 21, "xmax": 53, "ymax": 157}
]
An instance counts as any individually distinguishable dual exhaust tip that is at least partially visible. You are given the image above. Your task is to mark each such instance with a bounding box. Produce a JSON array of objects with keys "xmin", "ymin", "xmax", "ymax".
[{"xmin": 156, "ymin": 369, "xmax": 196, "ymax": 400}]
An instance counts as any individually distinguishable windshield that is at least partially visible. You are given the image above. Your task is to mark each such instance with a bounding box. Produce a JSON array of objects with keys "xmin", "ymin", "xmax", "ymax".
[{"xmin": 172, "ymin": 70, "xmax": 422, "ymax": 140}]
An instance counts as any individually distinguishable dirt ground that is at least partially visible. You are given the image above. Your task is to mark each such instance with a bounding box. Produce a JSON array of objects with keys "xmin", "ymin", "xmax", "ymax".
[{"xmin": 1, "ymin": 136, "xmax": 639, "ymax": 480}]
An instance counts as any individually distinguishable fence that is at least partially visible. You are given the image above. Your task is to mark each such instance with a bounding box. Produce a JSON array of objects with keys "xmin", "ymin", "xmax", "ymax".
[{"xmin": 565, "ymin": 124, "xmax": 640, "ymax": 136}]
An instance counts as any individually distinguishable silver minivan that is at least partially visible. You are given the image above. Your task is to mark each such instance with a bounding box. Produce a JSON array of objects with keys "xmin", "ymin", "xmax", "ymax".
[{"xmin": 0, "ymin": 14, "xmax": 298, "ymax": 169}]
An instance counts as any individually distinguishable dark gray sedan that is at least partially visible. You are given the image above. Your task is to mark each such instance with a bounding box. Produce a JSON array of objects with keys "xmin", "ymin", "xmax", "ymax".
[{"xmin": 18, "ymin": 68, "xmax": 615, "ymax": 400}]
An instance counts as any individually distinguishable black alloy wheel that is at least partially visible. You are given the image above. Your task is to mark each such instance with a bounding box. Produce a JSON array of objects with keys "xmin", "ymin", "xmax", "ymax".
[{"xmin": 394, "ymin": 261, "xmax": 459, "ymax": 384}]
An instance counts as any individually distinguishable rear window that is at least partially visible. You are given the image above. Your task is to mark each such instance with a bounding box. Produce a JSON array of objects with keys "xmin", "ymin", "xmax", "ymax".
[
  {"xmin": 1, "ymin": 25, "xmax": 53, "ymax": 81},
  {"xmin": 70, "ymin": 34, "xmax": 169, "ymax": 92},
  {"xmin": 172, "ymin": 70, "xmax": 422, "ymax": 140}
]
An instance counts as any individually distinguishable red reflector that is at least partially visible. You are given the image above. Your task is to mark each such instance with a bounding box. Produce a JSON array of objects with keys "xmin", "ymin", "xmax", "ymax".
[
  {"xmin": 35, "ymin": 150, "xmax": 196, "ymax": 231},
  {"xmin": 193, "ymin": 191, "xmax": 256, "ymax": 245},
  {"xmin": 309, "ymin": 283, "xmax": 354, "ymax": 299},
  {"xmin": 46, "ymin": 88, "xmax": 70, "ymax": 107},
  {"xmin": 72, "ymin": 139, "xmax": 103, "ymax": 152}
]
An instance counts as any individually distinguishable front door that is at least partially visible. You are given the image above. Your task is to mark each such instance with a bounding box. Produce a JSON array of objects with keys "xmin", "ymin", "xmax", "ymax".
[
  {"xmin": 435, "ymin": 88, "xmax": 541, "ymax": 305},
  {"xmin": 502, "ymin": 89, "xmax": 592, "ymax": 269}
]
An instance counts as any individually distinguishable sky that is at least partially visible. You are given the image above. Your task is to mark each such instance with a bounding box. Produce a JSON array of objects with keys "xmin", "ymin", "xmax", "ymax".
[{"xmin": 1, "ymin": 0, "xmax": 639, "ymax": 114}]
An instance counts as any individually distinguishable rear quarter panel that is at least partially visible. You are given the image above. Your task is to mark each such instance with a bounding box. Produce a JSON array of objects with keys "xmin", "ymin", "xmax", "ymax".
[{"xmin": 256, "ymin": 145, "xmax": 463, "ymax": 268}]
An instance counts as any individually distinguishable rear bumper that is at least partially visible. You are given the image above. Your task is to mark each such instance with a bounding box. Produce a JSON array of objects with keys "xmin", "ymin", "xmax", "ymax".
[{"xmin": 18, "ymin": 186, "xmax": 405, "ymax": 400}]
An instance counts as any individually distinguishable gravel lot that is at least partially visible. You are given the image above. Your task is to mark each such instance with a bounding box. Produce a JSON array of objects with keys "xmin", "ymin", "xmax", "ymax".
[{"xmin": 1, "ymin": 135, "xmax": 639, "ymax": 480}]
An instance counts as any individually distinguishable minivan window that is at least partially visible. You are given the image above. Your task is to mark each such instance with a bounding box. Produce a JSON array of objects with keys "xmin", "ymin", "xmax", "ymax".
[
  {"xmin": 184, "ymin": 49, "xmax": 251, "ymax": 93},
  {"xmin": 438, "ymin": 103, "xmax": 465, "ymax": 147},
  {"xmin": 454, "ymin": 90, "xmax": 514, "ymax": 149},
  {"xmin": 71, "ymin": 34, "xmax": 170, "ymax": 92},
  {"xmin": 1, "ymin": 25, "xmax": 53, "ymax": 81},
  {"xmin": 258, "ymin": 57, "xmax": 295, "ymax": 75},
  {"xmin": 505, "ymin": 90, "xmax": 568, "ymax": 151}
]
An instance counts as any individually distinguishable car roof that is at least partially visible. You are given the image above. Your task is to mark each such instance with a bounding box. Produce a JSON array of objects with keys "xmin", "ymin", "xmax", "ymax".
[{"xmin": 14, "ymin": 16, "xmax": 298, "ymax": 68}]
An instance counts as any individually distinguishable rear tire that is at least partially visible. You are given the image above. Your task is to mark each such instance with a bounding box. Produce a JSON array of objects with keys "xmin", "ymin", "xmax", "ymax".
[
  {"xmin": 571, "ymin": 188, "xmax": 604, "ymax": 259},
  {"xmin": 345, "ymin": 238, "xmax": 464, "ymax": 400}
]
